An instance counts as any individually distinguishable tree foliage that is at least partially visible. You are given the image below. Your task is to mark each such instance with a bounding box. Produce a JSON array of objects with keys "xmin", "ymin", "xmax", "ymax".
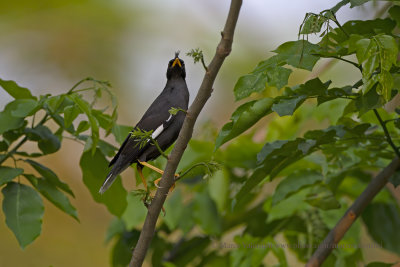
[{"xmin": 1, "ymin": 0, "xmax": 400, "ymax": 266}]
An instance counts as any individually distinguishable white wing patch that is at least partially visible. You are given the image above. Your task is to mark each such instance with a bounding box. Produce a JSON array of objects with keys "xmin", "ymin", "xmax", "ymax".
[
  {"xmin": 151, "ymin": 124, "xmax": 164, "ymax": 139},
  {"xmin": 151, "ymin": 114, "xmax": 172, "ymax": 139}
]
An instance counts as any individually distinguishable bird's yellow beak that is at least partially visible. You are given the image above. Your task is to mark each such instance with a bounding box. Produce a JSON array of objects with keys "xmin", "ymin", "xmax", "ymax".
[{"xmin": 172, "ymin": 58, "xmax": 182, "ymax": 68}]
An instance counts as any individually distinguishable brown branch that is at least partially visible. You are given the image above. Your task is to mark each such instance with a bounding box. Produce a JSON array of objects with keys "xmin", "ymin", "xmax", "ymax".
[
  {"xmin": 306, "ymin": 157, "xmax": 400, "ymax": 267},
  {"xmin": 129, "ymin": 1, "xmax": 243, "ymax": 266}
]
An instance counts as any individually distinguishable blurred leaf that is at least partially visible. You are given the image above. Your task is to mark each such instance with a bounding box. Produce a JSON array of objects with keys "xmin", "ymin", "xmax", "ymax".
[
  {"xmin": 305, "ymin": 184, "xmax": 341, "ymax": 210},
  {"xmin": 231, "ymin": 234, "xmax": 273, "ymax": 267},
  {"xmin": 362, "ymin": 203, "xmax": 400, "ymax": 254},
  {"xmin": 26, "ymin": 159, "xmax": 74, "ymax": 197},
  {"xmin": 8, "ymin": 99, "xmax": 38, "ymax": 118},
  {"xmin": 2, "ymin": 182, "xmax": 44, "ymax": 248},
  {"xmin": 166, "ymin": 237, "xmax": 210, "ymax": 267},
  {"xmin": 112, "ymin": 124, "xmax": 132, "ymax": 144},
  {"xmin": 272, "ymin": 170, "xmax": 323, "ymax": 205},
  {"xmin": 163, "ymin": 189, "xmax": 184, "ymax": 231},
  {"xmin": 105, "ymin": 218, "xmax": 125, "ymax": 244},
  {"xmin": 70, "ymin": 93, "xmax": 99, "ymax": 154},
  {"xmin": 349, "ymin": 0, "xmax": 370, "ymax": 7},
  {"xmin": 0, "ymin": 78, "xmax": 36, "ymax": 100},
  {"xmin": 193, "ymin": 192, "xmax": 222, "ymax": 235},
  {"xmin": 265, "ymin": 190, "xmax": 310, "ymax": 222},
  {"xmin": 355, "ymin": 87, "xmax": 385, "ymax": 116},
  {"xmin": 0, "ymin": 167, "xmax": 23, "ymax": 186},
  {"xmin": 97, "ymin": 139, "xmax": 117, "ymax": 157},
  {"xmin": 389, "ymin": 171, "xmax": 400, "ymax": 188},
  {"xmin": 80, "ymin": 149, "xmax": 127, "ymax": 217},
  {"xmin": 111, "ymin": 230, "xmax": 140, "ymax": 267},
  {"xmin": 121, "ymin": 192, "xmax": 147, "ymax": 229},
  {"xmin": 75, "ymin": 120, "xmax": 90, "ymax": 134},
  {"xmin": 365, "ymin": 262, "xmax": 396, "ymax": 267},
  {"xmin": 208, "ymin": 170, "xmax": 229, "ymax": 212},
  {"xmin": 0, "ymin": 140, "xmax": 8, "ymax": 151},
  {"xmin": 389, "ymin": 5, "xmax": 400, "ymax": 27},
  {"xmin": 215, "ymin": 98, "xmax": 273, "ymax": 149}
]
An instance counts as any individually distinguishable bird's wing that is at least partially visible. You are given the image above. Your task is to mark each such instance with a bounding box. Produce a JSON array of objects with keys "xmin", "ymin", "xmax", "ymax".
[{"xmin": 108, "ymin": 111, "xmax": 174, "ymax": 167}]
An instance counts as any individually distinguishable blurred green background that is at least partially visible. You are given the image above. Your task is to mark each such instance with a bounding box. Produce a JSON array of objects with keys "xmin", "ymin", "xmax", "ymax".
[{"xmin": 0, "ymin": 1, "xmax": 392, "ymax": 266}]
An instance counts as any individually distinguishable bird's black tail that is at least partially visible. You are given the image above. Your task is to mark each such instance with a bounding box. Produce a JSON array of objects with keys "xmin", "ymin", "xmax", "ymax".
[{"xmin": 99, "ymin": 170, "xmax": 118, "ymax": 194}]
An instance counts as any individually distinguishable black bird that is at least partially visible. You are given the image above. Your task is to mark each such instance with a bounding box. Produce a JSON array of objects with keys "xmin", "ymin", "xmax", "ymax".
[{"xmin": 99, "ymin": 52, "xmax": 189, "ymax": 194}]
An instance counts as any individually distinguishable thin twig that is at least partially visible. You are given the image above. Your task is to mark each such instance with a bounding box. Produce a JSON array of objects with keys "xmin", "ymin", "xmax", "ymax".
[
  {"xmin": 373, "ymin": 109, "xmax": 400, "ymax": 157},
  {"xmin": 306, "ymin": 157, "xmax": 400, "ymax": 267},
  {"xmin": 149, "ymin": 137, "xmax": 168, "ymax": 159},
  {"xmin": 129, "ymin": 1, "xmax": 243, "ymax": 266}
]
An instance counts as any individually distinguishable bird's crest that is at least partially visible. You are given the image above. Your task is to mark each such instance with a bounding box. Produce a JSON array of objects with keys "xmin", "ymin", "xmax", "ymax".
[{"xmin": 175, "ymin": 51, "xmax": 180, "ymax": 58}]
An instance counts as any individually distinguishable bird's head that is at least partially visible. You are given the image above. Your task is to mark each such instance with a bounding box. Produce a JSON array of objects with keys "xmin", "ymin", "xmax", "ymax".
[{"xmin": 166, "ymin": 51, "xmax": 186, "ymax": 79}]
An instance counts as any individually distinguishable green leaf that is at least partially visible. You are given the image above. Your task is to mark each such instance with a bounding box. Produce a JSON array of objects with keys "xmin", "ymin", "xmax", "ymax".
[
  {"xmin": 35, "ymin": 177, "xmax": 78, "ymax": 220},
  {"xmin": 121, "ymin": 192, "xmax": 146, "ymax": 229},
  {"xmin": 272, "ymin": 170, "xmax": 323, "ymax": 205},
  {"xmin": 208, "ymin": 170, "xmax": 229, "ymax": 212},
  {"xmin": 362, "ymin": 203, "xmax": 400, "ymax": 254},
  {"xmin": 75, "ymin": 120, "xmax": 90, "ymax": 134},
  {"xmin": 389, "ymin": 5, "xmax": 400, "ymax": 27},
  {"xmin": 2, "ymin": 182, "xmax": 44, "ymax": 248},
  {"xmin": 234, "ymin": 66, "xmax": 291, "ymax": 101},
  {"xmin": 0, "ymin": 167, "xmax": 24, "ymax": 186},
  {"xmin": 25, "ymin": 159, "xmax": 74, "ymax": 197},
  {"xmin": 105, "ymin": 218, "xmax": 125, "ymax": 244},
  {"xmin": 163, "ymin": 189, "xmax": 184, "ymax": 231},
  {"xmin": 193, "ymin": 192, "xmax": 222, "ymax": 235},
  {"xmin": 265, "ymin": 190, "xmax": 310, "ymax": 222},
  {"xmin": 272, "ymin": 95, "xmax": 307, "ymax": 116},
  {"xmin": 111, "ymin": 230, "xmax": 140, "ymax": 267},
  {"xmin": 215, "ymin": 98, "xmax": 273, "ymax": 149},
  {"xmin": 366, "ymin": 262, "xmax": 396, "ymax": 267},
  {"xmin": 70, "ymin": 93, "xmax": 99, "ymax": 154},
  {"xmin": 63, "ymin": 105, "xmax": 81, "ymax": 128},
  {"xmin": 25, "ymin": 125, "xmax": 61, "ymax": 154},
  {"xmin": 389, "ymin": 171, "xmax": 400, "ymax": 188},
  {"xmin": 272, "ymin": 40, "xmax": 320, "ymax": 71},
  {"xmin": 97, "ymin": 139, "xmax": 117, "ymax": 157},
  {"xmin": 92, "ymin": 109, "xmax": 113, "ymax": 133},
  {"xmin": 234, "ymin": 73, "xmax": 269, "ymax": 101},
  {"xmin": 0, "ymin": 78, "xmax": 36, "ymax": 100},
  {"xmin": 349, "ymin": 0, "xmax": 371, "ymax": 7},
  {"xmin": 8, "ymin": 99, "xmax": 38, "ymax": 118},
  {"xmin": 166, "ymin": 237, "xmax": 210, "ymax": 267},
  {"xmin": 300, "ymin": 13, "xmax": 326, "ymax": 35},
  {"xmin": 355, "ymin": 87, "xmax": 385, "ymax": 116},
  {"xmin": 0, "ymin": 101, "xmax": 27, "ymax": 134},
  {"xmin": 271, "ymin": 78, "xmax": 330, "ymax": 116},
  {"xmin": 80, "ymin": 149, "xmax": 127, "ymax": 217},
  {"xmin": 112, "ymin": 124, "xmax": 132, "ymax": 144}
]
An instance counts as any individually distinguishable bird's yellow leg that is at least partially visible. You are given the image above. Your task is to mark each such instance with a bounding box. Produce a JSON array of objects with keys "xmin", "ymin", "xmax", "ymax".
[
  {"xmin": 138, "ymin": 160, "xmax": 165, "ymax": 175},
  {"xmin": 154, "ymin": 178, "xmax": 175, "ymax": 192},
  {"xmin": 138, "ymin": 160, "xmax": 179, "ymax": 178},
  {"xmin": 137, "ymin": 165, "xmax": 148, "ymax": 190}
]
